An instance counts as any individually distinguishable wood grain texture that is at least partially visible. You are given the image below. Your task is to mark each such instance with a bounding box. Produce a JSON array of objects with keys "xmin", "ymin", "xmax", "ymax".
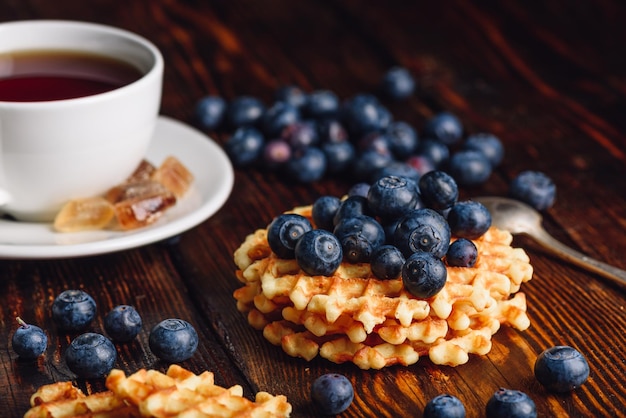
[{"xmin": 1, "ymin": 1, "xmax": 625, "ymax": 417}]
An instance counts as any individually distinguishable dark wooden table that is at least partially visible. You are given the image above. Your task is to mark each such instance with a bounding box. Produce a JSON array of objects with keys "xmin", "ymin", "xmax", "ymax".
[{"xmin": 1, "ymin": 1, "xmax": 625, "ymax": 417}]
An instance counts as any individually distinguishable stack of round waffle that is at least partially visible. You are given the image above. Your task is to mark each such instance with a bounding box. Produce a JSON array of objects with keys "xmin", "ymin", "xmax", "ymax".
[
  {"xmin": 24, "ymin": 365, "xmax": 292, "ymax": 417},
  {"xmin": 233, "ymin": 205, "xmax": 533, "ymax": 370}
]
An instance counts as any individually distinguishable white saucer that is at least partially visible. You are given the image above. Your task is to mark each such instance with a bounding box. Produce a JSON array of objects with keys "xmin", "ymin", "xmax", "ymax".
[{"xmin": 0, "ymin": 116, "xmax": 234, "ymax": 259}]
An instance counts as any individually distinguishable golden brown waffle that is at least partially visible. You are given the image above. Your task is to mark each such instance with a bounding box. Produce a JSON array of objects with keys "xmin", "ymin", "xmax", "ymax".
[
  {"xmin": 24, "ymin": 365, "xmax": 292, "ymax": 418},
  {"xmin": 233, "ymin": 205, "xmax": 533, "ymax": 369}
]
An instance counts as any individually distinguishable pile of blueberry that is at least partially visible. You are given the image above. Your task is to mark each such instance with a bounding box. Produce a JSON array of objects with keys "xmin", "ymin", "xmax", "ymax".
[
  {"xmin": 312, "ymin": 344, "xmax": 590, "ymax": 416},
  {"xmin": 267, "ymin": 171, "xmax": 490, "ymax": 299},
  {"xmin": 195, "ymin": 67, "xmax": 556, "ymax": 211},
  {"xmin": 12, "ymin": 289, "xmax": 198, "ymax": 379}
]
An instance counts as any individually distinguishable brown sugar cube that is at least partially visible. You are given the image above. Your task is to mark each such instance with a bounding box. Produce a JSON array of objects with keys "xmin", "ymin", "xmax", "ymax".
[
  {"xmin": 106, "ymin": 180, "xmax": 176, "ymax": 230},
  {"xmin": 151, "ymin": 155, "xmax": 194, "ymax": 198},
  {"xmin": 53, "ymin": 197, "xmax": 115, "ymax": 232},
  {"xmin": 125, "ymin": 159, "xmax": 157, "ymax": 183}
]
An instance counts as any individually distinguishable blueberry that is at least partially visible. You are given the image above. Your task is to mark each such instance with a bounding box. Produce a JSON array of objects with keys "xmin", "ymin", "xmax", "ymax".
[
  {"xmin": 447, "ymin": 150, "xmax": 492, "ymax": 187},
  {"xmin": 65, "ymin": 332, "xmax": 117, "ymax": 378},
  {"xmin": 149, "ymin": 318, "xmax": 199, "ymax": 363},
  {"xmin": 12, "ymin": 317, "xmax": 47, "ymax": 359},
  {"xmin": 310, "ymin": 373, "xmax": 354, "ymax": 415},
  {"xmin": 317, "ymin": 119, "xmax": 349, "ymax": 143},
  {"xmin": 342, "ymin": 94, "xmax": 392, "ymax": 136},
  {"xmin": 485, "ymin": 388, "xmax": 536, "ymax": 418},
  {"xmin": 446, "ymin": 238, "xmax": 478, "ymax": 267},
  {"xmin": 423, "ymin": 112, "xmax": 463, "ymax": 145},
  {"xmin": 372, "ymin": 161, "xmax": 421, "ymax": 184},
  {"xmin": 418, "ymin": 170, "xmax": 459, "ymax": 211},
  {"xmin": 274, "ymin": 85, "xmax": 308, "ymax": 109},
  {"xmin": 262, "ymin": 139, "xmax": 292, "ymax": 170},
  {"xmin": 423, "ymin": 394, "xmax": 466, "ymax": 418},
  {"xmin": 371, "ymin": 245, "xmax": 405, "ymax": 280},
  {"xmin": 267, "ymin": 213, "xmax": 313, "ymax": 259},
  {"xmin": 509, "ymin": 170, "xmax": 556, "ymax": 211},
  {"xmin": 226, "ymin": 96, "xmax": 265, "ymax": 128},
  {"xmin": 294, "ymin": 229, "xmax": 343, "ymax": 276},
  {"xmin": 103, "ymin": 305, "xmax": 142, "ymax": 343},
  {"xmin": 351, "ymin": 150, "xmax": 393, "ymax": 182},
  {"xmin": 282, "ymin": 120, "xmax": 319, "ymax": 149},
  {"xmin": 312, "ymin": 196, "xmax": 342, "ymax": 231},
  {"xmin": 381, "ymin": 66, "xmax": 415, "ymax": 100},
  {"xmin": 417, "ymin": 138, "xmax": 450, "ymax": 169},
  {"xmin": 261, "ymin": 101, "xmax": 301, "ymax": 138},
  {"xmin": 333, "ymin": 215, "xmax": 385, "ymax": 263},
  {"xmin": 333, "ymin": 195, "xmax": 372, "ymax": 226},
  {"xmin": 284, "ymin": 146, "xmax": 327, "ymax": 183},
  {"xmin": 402, "ymin": 251, "xmax": 447, "ymax": 298},
  {"xmin": 305, "ymin": 89, "xmax": 339, "ymax": 119},
  {"xmin": 357, "ymin": 131, "xmax": 392, "ymax": 156},
  {"xmin": 367, "ymin": 175, "xmax": 421, "ymax": 221},
  {"xmin": 52, "ymin": 289, "xmax": 97, "ymax": 332},
  {"xmin": 393, "ymin": 208, "xmax": 451, "ymax": 258},
  {"xmin": 385, "ymin": 121, "xmax": 419, "ymax": 159},
  {"xmin": 195, "ymin": 95, "xmax": 226, "ymax": 130},
  {"xmin": 224, "ymin": 127, "xmax": 265, "ymax": 167},
  {"xmin": 534, "ymin": 346, "xmax": 589, "ymax": 392},
  {"xmin": 321, "ymin": 141, "xmax": 356, "ymax": 174},
  {"xmin": 447, "ymin": 200, "xmax": 491, "ymax": 239},
  {"xmin": 347, "ymin": 183, "xmax": 371, "ymax": 198},
  {"xmin": 463, "ymin": 132, "xmax": 504, "ymax": 167}
]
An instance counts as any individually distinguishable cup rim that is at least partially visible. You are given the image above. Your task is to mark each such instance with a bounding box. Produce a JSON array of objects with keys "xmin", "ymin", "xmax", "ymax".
[{"xmin": 0, "ymin": 19, "xmax": 164, "ymax": 108}]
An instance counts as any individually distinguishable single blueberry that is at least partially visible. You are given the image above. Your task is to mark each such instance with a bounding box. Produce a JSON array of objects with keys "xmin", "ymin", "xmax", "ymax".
[
  {"xmin": 446, "ymin": 238, "xmax": 478, "ymax": 267},
  {"xmin": 149, "ymin": 318, "xmax": 199, "ymax": 363},
  {"xmin": 261, "ymin": 101, "xmax": 301, "ymax": 138},
  {"xmin": 367, "ymin": 175, "xmax": 421, "ymax": 221},
  {"xmin": 51, "ymin": 289, "xmax": 97, "ymax": 332},
  {"xmin": 381, "ymin": 66, "xmax": 416, "ymax": 100},
  {"xmin": 262, "ymin": 139, "xmax": 292, "ymax": 170},
  {"xmin": 333, "ymin": 215, "xmax": 385, "ymax": 263},
  {"xmin": 333, "ymin": 195, "xmax": 372, "ymax": 226},
  {"xmin": 317, "ymin": 119, "xmax": 349, "ymax": 144},
  {"xmin": 357, "ymin": 131, "xmax": 392, "ymax": 156},
  {"xmin": 310, "ymin": 373, "xmax": 354, "ymax": 415},
  {"xmin": 402, "ymin": 251, "xmax": 447, "ymax": 298},
  {"xmin": 12, "ymin": 317, "xmax": 47, "ymax": 359},
  {"xmin": 294, "ymin": 229, "xmax": 343, "ymax": 276},
  {"xmin": 418, "ymin": 170, "xmax": 459, "ymax": 211},
  {"xmin": 342, "ymin": 94, "xmax": 392, "ymax": 136},
  {"xmin": 282, "ymin": 120, "xmax": 319, "ymax": 149},
  {"xmin": 65, "ymin": 332, "xmax": 117, "ymax": 378},
  {"xmin": 347, "ymin": 183, "xmax": 370, "ymax": 198},
  {"xmin": 224, "ymin": 127, "xmax": 265, "ymax": 167},
  {"xmin": 195, "ymin": 95, "xmax": 226, "ymax": 130},
  {"xmin": 267, "ymin": 213, "xmax": 313, "ymax": 259},
  {"xmin": 385, "ymin": 121, "xmax": 419, "ymax": 159},
  {"xmin": 463, "ymin": 132, "xmax": 504, "ymax": 167},
  {"xmin": 509, "ymin": 170, "xmax": 556, "ymax": 211},
  {"xmin": 447, "ymin": 150, "xmax": 492, "ymax": 187},
  {"xmin": 274, "ymin": 85, "xmax": 308, "ymax": 109},
  {"xmin": 370, "ymin": 245, "xmax": 405, "ymax": 280},
  {"xmin": 534, "ymin": 346, "xmax": 589, "ymax": 392},
  {"xmin": 417, "ymin": 138, "xmax": 450, "ymax": 169},
  {"xmin": 226, "ymin": 96, "xmax": 265, "ymax": 128},
  {"xmin": 304, "ymin": 90, "xmax": 339, "ymax": 119},
  {"xmin": 321, "ymin": 141, "xmax": 356, "ymax": 174},
  {"xmin": 284, "ymin": 146, "xmax": 327, "ymax": 183},
  {"xmin": 393, "ymin": 208, "xmax": 451, "ymax": 258},
  {"xmin": 447, "ymin": 201, "xmax": 492, "ymax": 239},
  {"xmin": 312, "ymin": 196, "xmax": 342, "ymax": 231},
  {"xmin": 103, "ymin": 305, "xmax": 143, "ymax": 343},
  {"xmin": 423, "ymin": 394, "xmax": 466, "ymax": 418},
  {"xmin": 485, "ymin": 388, "xmax": 537, "ymax": 418},
  {"xmin": 423, "ymin": 112, "xmax": 463, "ymax": 145}
]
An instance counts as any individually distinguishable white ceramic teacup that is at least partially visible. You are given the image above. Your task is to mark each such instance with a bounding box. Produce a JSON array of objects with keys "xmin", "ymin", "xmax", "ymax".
[{"xmin": 0, "ymin": 20, "xmax": 163, "ymax": 222}]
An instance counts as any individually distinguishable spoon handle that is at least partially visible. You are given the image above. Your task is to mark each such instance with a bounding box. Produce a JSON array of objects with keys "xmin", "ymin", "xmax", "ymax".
[{"xmin": 529, "ymin": 227, "xmax": 626, "ymax": 288}]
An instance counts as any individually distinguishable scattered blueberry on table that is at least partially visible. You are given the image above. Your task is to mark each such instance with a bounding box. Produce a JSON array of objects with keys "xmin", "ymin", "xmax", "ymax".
[
  {"xmin": 423, "ymin": 394, "xmax": 466, "ymax": 418},
  {"xmin": 149, "ymin": 318, "xmax": 199, "ymax": 363},
  {"xmin": 310, "ymin": 373, "xmax": 354, "ymax": 415},
  {"xmin": 485, "ymin": 388, "xmax": 537, "ymax": 418},
  {"xmin": 103, "ymin": 305, "xmax": 143, "ymax": 343},
  {"xmin": 11, "ymin": 317, "xmax": 48, "ymax": 359},
  {"xmin": 534, "ymin": 345, "xmax": 590, "ymax": 392},
  {"xmin": 51, "ymin": 289, "xmax": 97, "ymax": 332},
  {"xmin": 65, "ymin": 332, "xmax": 117, "ymax": 379}
]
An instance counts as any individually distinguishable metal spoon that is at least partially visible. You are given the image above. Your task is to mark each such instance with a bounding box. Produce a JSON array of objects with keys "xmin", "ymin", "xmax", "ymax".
[{"xmin": 474, "ymin": 196, "xmax": 626, "ymax": 288}]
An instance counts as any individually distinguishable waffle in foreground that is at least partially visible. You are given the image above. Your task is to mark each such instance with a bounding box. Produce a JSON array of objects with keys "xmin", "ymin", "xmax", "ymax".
[
  {"xmin": 233, "ymin": 205, "xmax": 533, "ymax": 370},
  {"xmin": 24, "ymin": 365, "xmax": 291, "ymax": 418}
]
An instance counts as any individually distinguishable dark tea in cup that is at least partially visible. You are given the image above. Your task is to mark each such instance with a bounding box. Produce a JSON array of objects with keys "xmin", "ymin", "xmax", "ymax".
[{"xmin": 0, "ymin": 49, "xmax": 143, "ymax": 102}]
